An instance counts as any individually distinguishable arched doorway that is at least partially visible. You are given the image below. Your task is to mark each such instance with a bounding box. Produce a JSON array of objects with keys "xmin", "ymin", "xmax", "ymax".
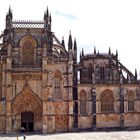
[
  {"xmin": 21, "ymin": 112, "xmax": 34, "ymax": 132},
  {"xmin": 12, "ymin": 85, "xmax": 42, "ymax": 132}
]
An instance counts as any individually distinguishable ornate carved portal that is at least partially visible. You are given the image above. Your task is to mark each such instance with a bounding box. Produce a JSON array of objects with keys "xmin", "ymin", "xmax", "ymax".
[{"xmin": 12, "ymin": 86, "xmax": 42, "ymax": 132}]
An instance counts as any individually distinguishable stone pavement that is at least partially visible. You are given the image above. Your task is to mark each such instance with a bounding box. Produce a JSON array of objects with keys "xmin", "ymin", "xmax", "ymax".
[{"xmin": 1, "ymin": 131, "xmax": 140, "ymax": 140}]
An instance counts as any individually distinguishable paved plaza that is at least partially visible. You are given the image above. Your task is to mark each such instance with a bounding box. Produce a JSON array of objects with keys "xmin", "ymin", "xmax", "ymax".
[{"xmin": 1, "ymin": 131, "xmax": 140, "ymax": 140}]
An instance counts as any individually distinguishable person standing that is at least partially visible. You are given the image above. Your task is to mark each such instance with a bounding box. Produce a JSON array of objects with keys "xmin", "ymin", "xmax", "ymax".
[{"xmin": 23, "ymin": 135, "xmax": 26, "ymax": 140}]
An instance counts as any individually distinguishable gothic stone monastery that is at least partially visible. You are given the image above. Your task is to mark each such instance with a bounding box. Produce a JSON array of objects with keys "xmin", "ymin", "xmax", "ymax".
[{"xmin": 0, "ymin": 8, "xmax": 140, "ymax": 133}]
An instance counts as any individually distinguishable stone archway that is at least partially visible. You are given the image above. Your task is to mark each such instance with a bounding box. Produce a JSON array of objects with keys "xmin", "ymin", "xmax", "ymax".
[{"xmin": 12, "ymin": 87, "xmax": 42, "ymax": 132}]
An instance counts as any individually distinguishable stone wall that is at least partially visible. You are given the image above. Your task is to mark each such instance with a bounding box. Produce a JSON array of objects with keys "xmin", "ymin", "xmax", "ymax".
[
  {"xmin": 124, "ymin": 113, "xmax": 140, "ymax": 127},
  {"xmin": 45, "ymin": 101, "xmax": 69, "ymax": 133},
  {"xmin": 78, "ymin": 115, "xmax": 92, "ymax": 129},
  {"xmin": 0, "ymin": 116, "xmax": 5, "ymax": 132},
  {"xmin": 96, "ymin": 114, "xmax": 120, "ymax": 128}
]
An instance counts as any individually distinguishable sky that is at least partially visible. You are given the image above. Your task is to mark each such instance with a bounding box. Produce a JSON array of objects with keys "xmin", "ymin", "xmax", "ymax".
[{"xmin": 0, "ymin": 0, "xmax": 140, "ymax": 78}]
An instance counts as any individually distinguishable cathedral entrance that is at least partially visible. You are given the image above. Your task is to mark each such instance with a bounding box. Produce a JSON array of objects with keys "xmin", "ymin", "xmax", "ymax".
[
  {"xmin": 21, "ymin": 112, "xmax": 34, "ymax": 132},
  {"xmin": 12, "ymin": 87, "xmax": 42, "ymax": 132}
]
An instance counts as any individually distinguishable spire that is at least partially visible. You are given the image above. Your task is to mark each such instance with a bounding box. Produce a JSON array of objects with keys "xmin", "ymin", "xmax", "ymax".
[
  {"xmin": 44, "ymin": 7, "xmax": 49, "ymax": 20},
  {"xmin": 48, "ymin": 13, "xmax": 52, "ymax": 31},
  {"xmin": 68, "ymin": 31, "xmax": 73, "ymax": 50},
  {"xmin": 80, "ymin": 52, "xmax": 82, "ymax": 59},
  {"xmin": 8, "ymin": 6, "xmax": 11, "ymax": 14},
  {"xmin": 135, "ymin": 69, "xmax": 137, "ymax": 79},
  {"xmin": 9, "ymin": 6, "xmax": 12, "ymax": 16},
  {"xmin": 74, "ymin": 38, "xmax": 77, "ymax": 51},
  {"xmin": 61, "ymin": 36, "xmax": 65, "ymax": 48},
  {"xmin": 46, "ymin": 7, "xmax": 49, "ymax": 17},
  {"xmin": 49, "ymin": 13, "xmax": 52, "ymax": 22},
  {"xmin": 108, "ymin": 47, "xmax": 111, "ymax": 55},
  {"xmin": 6, "ymin": 6, "xmax": 13, "ymax": 29},
  {"xmin": 7, "ymin": 6, "xmax": 12, "ymax": 19},
  {"xmin": 82, "ymin": 48, "xmax": 84, "ymax": 56},
  {"xmin": 94, "ymin": 46, "xmax": 96, "ymax": 54},
  {"xmin": 44, "ymin": 12, "xmax": 46, "ymax": 20},
  {"xmin": 116, "ymin": 49, "xmax": 118, "ymax": 58}
]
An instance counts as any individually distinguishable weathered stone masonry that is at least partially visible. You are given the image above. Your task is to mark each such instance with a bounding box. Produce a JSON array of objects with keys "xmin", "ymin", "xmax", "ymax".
[{"xmin": 0, "ymin": 7, "xmax": 140, "ymax": 133}]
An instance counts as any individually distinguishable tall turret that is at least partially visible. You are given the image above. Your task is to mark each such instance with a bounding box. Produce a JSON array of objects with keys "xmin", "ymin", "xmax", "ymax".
[
  {"xmin": 68, "ymin": 31, "xmax": 73, "ymax": 60},
  {"xmin": 48, "ymin": 13, "xmax": 52, "ymax": 31},
  {"xmin": 60, "ymin": 37, "xmax": 66, "ymax": 56},
  {"xmin": 73, "ymin": 39, "xmax": 78, "ymax": 129},
  {"xmin": 73, "ymin": 38, "xmax": 77, "ymax": 62},
  {"xmin": 44, "ymin": 7, "xmax": 53, "ymax": 55},
  {"xmin": 6, "ymin": 7, "xmax": 13, "ymax": 30},
  {"xmin": 82, "ymin": 48, "xmax": 84, "ymax": 56},
  {"xmin": 94, "ymin": 46, "xmax": 96, "ymax": 54},
  {"xmin": 68, "ymin": 31, "xmax": 73, "ymax": 50},
  {"xmin": 44, "ymin": 7, "xmax": 51, "ymax": 31},
  {"xmin": 108, "ymin": 47, "xmax": 111, "ymax": 55},
  {"xmin": 44, "ymin": 7, "xmax": 49, "ymax": 20},
  {"xmin": 116, "ymin": 49, "xmax": 118, "ymax": 59},
  {"xmin": 80, "ymin": 52, "xmax": 82, "ymax": 60},
  {"xmin": 61, "ymin": 36, "xmax": 65, "ymax": 48}
]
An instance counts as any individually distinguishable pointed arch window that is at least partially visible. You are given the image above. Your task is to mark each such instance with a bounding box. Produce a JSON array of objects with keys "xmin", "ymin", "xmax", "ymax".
[
  {"xmin": 80, "ymin": 90, "xmax": 87, "ymax": 115},
  {"xmin": 100, "ymin": 90, "xmax": 114, "ymax": 112},
  {"xmin": 100, "ymin": 67, "xmax": 105, "ymax": 81},
  {"xmin": 88, "ymin": 63, "xmax": 93, "ymax": 84},
  {"xmin": 53, "ymin": 71, "xmax": 62, "ymax": 99},
  {"xmin": 19, "ymin": 34, "xmax": 38, "ymax": 67},
  {"xmin": 23, "ymin": 41, "xmax": 34, "ymax": 65},
  {"xmin": 128, "ymin": 92, "xmax": 135, "ymax": 111}
]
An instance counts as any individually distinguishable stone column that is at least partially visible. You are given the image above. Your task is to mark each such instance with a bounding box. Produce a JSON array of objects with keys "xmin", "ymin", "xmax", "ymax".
[
  {"xmin": 92, "ymin": 86, "xmax": 96, "ymax": 130},
  {"xmin": 5, "ymin": 58, "xmax": 12, "ymax": 133},
  {"xmin": 120, "ymin": 80, "xmax": 124, "ymax": 129},
  {"xmin": 120, "ymin": 73, "xmax": 124, "ymax": 129},
  {"xmin": 42, "ymin": 99, "xmax": 47, "ymax": 133},
  {"xmin": 6, "ymin": 101, "xmax": 12, "ymax": 133},
  {"xmin": 68, "ymin": 60, "xmax": 73, "ymax": 131},
  {"xmin": 5, "ymin": 83, "xmax": 12, "ymax": 133}
]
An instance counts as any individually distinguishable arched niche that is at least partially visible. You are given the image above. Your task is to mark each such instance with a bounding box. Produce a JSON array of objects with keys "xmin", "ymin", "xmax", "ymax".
[{"xmin": 19, "ymin": 34, "xmax": 37, "ymax": 66}]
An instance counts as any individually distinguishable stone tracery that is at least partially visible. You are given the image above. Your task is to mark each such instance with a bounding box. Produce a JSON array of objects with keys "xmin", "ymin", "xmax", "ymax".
[
  {"xmin": 12, "ymin": 85, "xmax": 42, "ymax": 114},
  {"xmin": 100, "ymin": 89, "xmax": 114, "ymax": 112}
]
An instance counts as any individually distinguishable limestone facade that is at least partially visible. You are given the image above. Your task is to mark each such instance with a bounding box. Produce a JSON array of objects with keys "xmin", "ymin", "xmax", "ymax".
[{"xmin": 0, "ymin": 8, "xmax": 140, "ymax": 134}]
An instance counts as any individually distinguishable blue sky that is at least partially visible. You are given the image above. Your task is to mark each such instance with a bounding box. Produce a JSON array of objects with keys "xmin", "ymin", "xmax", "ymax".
[{"xmin": 0, "ymin": 0, "xmax": 140, "ymax": 77}]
